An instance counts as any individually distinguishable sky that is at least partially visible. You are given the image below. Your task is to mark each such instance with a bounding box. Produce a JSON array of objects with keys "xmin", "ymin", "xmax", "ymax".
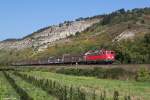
[{"xmin": 0, "ymin": 0, "xmax": 150, "ymax": 41}]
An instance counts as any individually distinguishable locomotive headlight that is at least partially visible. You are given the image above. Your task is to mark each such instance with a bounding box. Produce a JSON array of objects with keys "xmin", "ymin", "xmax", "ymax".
[
  {"xmin": 108, "ymin": 56, "xmax": 114, "ymax": 59},
  {"xmin": 108, "ymin": 56, "xmax": 111, "ymax": 59}
]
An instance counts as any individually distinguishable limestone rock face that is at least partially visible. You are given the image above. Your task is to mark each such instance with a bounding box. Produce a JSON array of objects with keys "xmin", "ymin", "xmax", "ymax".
[
  {"xmin": 112, "ymin": 30, "xmax": 136, "ymax": 42},
  {"xmin": 0, "ymin": 18, "xmax": 100, "ymax": 51},
  {"xmin": 0, "ymin": 38, "xmax": 32, "ymax": 50}
]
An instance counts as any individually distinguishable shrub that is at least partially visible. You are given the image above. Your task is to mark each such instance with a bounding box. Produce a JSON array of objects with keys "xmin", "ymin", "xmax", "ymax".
[
  {"xmin": 135, "ymin": 67, "xmax": 150, "ymax": 82},
  {"xmin": 56, "ymin": 67, "xmax": 134, "ymax": 80}
]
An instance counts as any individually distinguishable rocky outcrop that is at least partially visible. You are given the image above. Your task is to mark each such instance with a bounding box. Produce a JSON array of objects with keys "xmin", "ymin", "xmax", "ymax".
[
  {"xmin": 0, "ymin": 38, "xmax": 32, "ymax": 50},
  {"xmin": 112, "ymin": 30, "xmax": 136, "ymax": 42},
  {"xmin": 0, "ymin": 18, "xmax": 101, "ymax": 51}
]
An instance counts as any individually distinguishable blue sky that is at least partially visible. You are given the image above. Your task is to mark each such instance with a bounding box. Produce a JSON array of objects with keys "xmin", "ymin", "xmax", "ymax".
[{"xmin": 0, "ymin": 0, "xmax": 150, "ymax": 41}]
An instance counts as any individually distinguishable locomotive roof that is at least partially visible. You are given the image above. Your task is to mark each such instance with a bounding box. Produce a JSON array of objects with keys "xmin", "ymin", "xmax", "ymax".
[{"xmin": 84, "ymin": 49, "xmax": 115, "ymax": 55}]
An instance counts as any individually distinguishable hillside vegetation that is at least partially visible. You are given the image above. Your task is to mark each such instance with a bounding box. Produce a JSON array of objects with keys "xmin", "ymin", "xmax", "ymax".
[{"xmin": 0, "ymin": 7, "xmax": 150, "ymax": 65}]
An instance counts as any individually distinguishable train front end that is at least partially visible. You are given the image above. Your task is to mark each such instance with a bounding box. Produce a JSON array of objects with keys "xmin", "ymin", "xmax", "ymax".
[{"xmin": 84, "ymin": 49, "xmax": 115, "ymax": 64}]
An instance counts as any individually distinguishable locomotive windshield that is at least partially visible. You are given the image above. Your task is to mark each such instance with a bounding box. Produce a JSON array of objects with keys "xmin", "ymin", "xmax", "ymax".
[{"xmin": 85, "ymin": 49, "xmax": 108, "ymax": 55}]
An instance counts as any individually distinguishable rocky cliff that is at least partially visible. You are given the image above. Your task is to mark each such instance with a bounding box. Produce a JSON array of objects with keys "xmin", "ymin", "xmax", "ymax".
[{"xmin": 0, "ymin": 18, "xmax": 101, "ymax": 51}]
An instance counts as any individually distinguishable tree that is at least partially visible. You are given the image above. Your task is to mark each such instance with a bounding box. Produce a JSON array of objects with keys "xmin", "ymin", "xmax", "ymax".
[
  {"xmin": 118, "ymin": 8, "xmax": 126, "ymax": 14},
  {"xmin": 144, "ymin": 33, "xmax": 150, "ymax": 43},
  {"xmin": 75, "ymin": 32, "xmax": 80, "ymax": 37},
  {"xmin": 101, "ymin": 15, "xmax": 112, "ymax": 25}
]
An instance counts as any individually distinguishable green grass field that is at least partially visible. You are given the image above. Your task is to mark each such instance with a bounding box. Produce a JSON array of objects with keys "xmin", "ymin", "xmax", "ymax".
[
  {"xmin": 0, "ymin": 71, "xmax": 57, "ymax": 100},
  {"xmin": 0, "ymin": 69, "xmax": 150, "ymax": 100},
  {"xmin": 0, "ymin": 72, "xmax": 20, "ymax": 100},
  {"xmin": 22, "ymin": 71, "xmax": 150, "ymax": 100},
  {"xmin": 8, "ymin": 72, "xmax": 57, "ymax": 100}
]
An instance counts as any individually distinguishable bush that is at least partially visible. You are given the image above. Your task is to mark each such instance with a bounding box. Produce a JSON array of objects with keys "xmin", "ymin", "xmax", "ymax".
[
  {"xmin": 56, "ymin": 67, "xmax": 134, "ymax": 80},
  {"xmin": 135, "ymin": 67, "xmax": 150, "ymax": 82}
]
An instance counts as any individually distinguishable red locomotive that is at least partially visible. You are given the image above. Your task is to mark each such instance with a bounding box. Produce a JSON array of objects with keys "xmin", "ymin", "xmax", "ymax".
[
  {"xmin": 13, "ymin": 49, "xmax": 116, "ymax": 65},
  {"xmin": 84, "ymin": 49, "xmax": 115, "ymax": 64}
]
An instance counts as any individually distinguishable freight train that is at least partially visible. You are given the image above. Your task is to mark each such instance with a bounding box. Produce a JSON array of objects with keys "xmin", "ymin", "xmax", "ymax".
[{"xmin": 13, "ymin": 49, "xmax": 116, "ymax": 66}]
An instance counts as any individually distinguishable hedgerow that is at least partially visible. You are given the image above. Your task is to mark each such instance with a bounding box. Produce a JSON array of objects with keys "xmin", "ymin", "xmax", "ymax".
[{"xmin": 56, "ymin": 67, "xmax": 134, "ymax": 80}]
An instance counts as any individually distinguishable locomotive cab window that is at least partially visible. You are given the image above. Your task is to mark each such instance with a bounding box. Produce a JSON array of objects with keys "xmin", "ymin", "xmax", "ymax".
[
  {"xmin": 111, "ymin": 51, "xmax": 114, "ymax": 54},
  {"xmin": 100, "ymin": 51, "xmax": 105, "ymax": 55},
  {"xmin": 103, "ymin": 51, "xmax": 107, "ymax": 54}
]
